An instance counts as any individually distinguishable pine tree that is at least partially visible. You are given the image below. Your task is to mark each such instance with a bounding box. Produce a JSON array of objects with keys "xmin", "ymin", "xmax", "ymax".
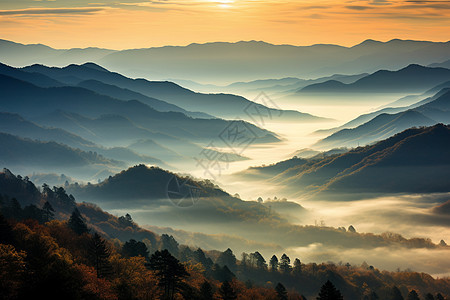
[
  {"xmin": 88, "ymin": 233, "xmax": 112, "ymax": 278},
  {"xmin": 217, "ymin": 248, "xmax": 237, "ymax": 271},
  {"xmin": 279, "ymin": 253, "xmax": 291, "ymax": 273},
  {"xmin": 149, "ymin": 249, "xmax": 189, "ymax": 300},
  {"xmin": 317, "ymin": 280, "xmax": 343, "ymax": 300},
  {"xmin": 218, "ymin": 280, "xmax": 237, "ymax": 300},
  {"xmin": 67, "ymin": 208, "xmax": 89, "ymax": 235},
  {"xmin": 42, "ymin": 201, "xmax": 55, "ymax": 222},
  {"xmin": 270, "ymin": 255, "xmax": 279, "ymax": 271},
  {"xmin": 275, "ymin": 282, "xmax": 288, "ymax": 300}
]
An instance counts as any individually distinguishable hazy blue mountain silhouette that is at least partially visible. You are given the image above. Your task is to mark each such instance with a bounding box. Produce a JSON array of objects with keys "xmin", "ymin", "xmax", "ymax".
[
  {"xmin": 313, "ymin": 89, "xmax": 450, "ymax": 149},
  {"xmin": 0, "ymin": 74, "xmax": 278, "ymax": 145},
  {"xmin": 0, "ymin": 132, "xmax": 122, "ymax": 170},
  {"xmin": 299, "ymin": 64, "xmax": 450, "ymax": 93},
  {"xmin": 0, "ymin": 112, "xmax": 169, "ymax": 168},
  {"xmin": 20, "ymin": 62, "xmax": 327, "ymax": 122},
  {"xmin": 0, "ymin": 62, "xmax": 63, "ymax": 87},
  {"xmin": 314, "ymin": 82, "xmax": 450, "ymax": 137},
  {"xmin": 2, "ymin": 39, "xmax": 450, "ymax": 83},
  {"xmin": 249, "ymin": 124, "xmax": 450, "ymax": 197},
  {"xmin": 429, "ymin": 59, "xmax": 450, "ymax": 69},
  {"xmin": 77, "ymin": 79, "xmax": 213, "ymax": 119}
]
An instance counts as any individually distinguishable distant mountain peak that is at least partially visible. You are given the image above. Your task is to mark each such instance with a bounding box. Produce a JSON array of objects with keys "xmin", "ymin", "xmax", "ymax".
[{"xmin": 81, "ymin": 62, "xmax": 109, "ymax": 73}]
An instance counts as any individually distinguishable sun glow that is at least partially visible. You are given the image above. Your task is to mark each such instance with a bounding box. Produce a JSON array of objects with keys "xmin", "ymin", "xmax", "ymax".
[{"xmin": 213, "ymin": 0, "xmax": 234, "ymax": 8}]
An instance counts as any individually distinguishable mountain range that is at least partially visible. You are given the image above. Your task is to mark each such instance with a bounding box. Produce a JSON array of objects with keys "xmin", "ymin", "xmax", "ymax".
[
  {"xmin": 313, "ymin": 88, "xmax": 450, "ymax": 149},
  {"xmin": 239, "ymin": 124, "xmax": 450, "ymax": 198},
  {"xmin": 1, "ymin": 39, "xmax": 450, "ymax": 84},
  {"xmin": 299, "ymin": 64, "xmax": 450, "ymax": 94}
]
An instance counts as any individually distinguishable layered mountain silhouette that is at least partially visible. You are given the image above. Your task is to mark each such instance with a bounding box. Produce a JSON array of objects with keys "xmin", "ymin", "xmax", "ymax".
[
  {"xmin": 257, "ymin": 124, "xmax": 450, "ymax": 197},
  {"xmin": 0, "ymin": 132, "xmax": 123, "ymax": 173},
  {"xmin": 299, "ymin": 64, "xmax": 450, "ymax": 94},
  {"xmin": 313, "ymin": 89, "xmax": 450, "ymax": 149},
  {"xmin": 0, "ymin": 73, "xmax": 278, "ymax": 145},
  {"xmin": 16, "ymin": 63, "xmax": 326, "ymax": 122},
  {"xmin": 2, "ymin": 39, "xmax": 449, "ymax": 83}
]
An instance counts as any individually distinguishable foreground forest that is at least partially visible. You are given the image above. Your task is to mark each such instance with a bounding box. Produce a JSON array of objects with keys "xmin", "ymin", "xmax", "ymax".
[{"xmin": 0, "ymin": 171, "xmax": 449, "ymax": 300}]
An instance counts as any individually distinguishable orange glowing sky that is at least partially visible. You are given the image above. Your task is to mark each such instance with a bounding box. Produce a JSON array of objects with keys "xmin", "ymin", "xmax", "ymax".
[{"xmin": 0, "ymin": 0, "xmax": 449, "ymax": 49}]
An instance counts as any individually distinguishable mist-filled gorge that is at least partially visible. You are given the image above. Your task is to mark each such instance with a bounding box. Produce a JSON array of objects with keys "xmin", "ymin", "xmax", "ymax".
[{"xmin": 1, "ymin": 7, "xmax": 450, "ymax": 297}]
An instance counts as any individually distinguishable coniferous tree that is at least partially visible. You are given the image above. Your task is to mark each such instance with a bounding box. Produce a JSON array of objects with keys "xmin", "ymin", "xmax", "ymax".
[
  {"xmin": 199, "ymin": 280, "xmax": 214, "ymax": 300},
  {"xmin": 270, "ymin": 255, "xmax": 279, "ymax": 271},
  {"xmin": 293, "ymin": 258, "xmax": 302, "ymax": 275},
  {"xmin": 88, "ymin": 233, "xmax": 112, "ymax": 278},
  {"xmin": 42, "ymin": 201, "xmax": 55, "ymax": 222},
  {"xmin": 218, "ymin": 280, "xmax": 237, "ymax": 300},
  {"xmin": 161, "ymin": 234, "xmax": 180, "ymax": 257},
  {"xmin": 279, "ymin": 253, "xmax": 292, "ymax": 273},
  {"xmin": 407, "ymin": 290, "xmax": 420, "ymax": 300},
  {"xmin": 275, "ymin": 282, "xmax": 288, "ymax": 300},
  {"xmin": 317, "ymin": 280, "xmax": 343, "ymax": 300},
  {"xmin": 435, "ymin": 293, "xmax": 444, "ymax": 300},
  {"xmin": 217, "ymin": 248, "xmax": 237, "ymax": 271},
  {"xmin": 149, "ymin": 249, "xmax": 189, "ymax": 300},
  {"xmin": 67, "ymin": 208, "xmax": 89, "ymax": 235}
]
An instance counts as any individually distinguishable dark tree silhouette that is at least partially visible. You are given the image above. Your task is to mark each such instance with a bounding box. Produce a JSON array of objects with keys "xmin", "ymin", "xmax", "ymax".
[
  {"xmin": 436, "ymin": 293, "xmax": 444, "ymax": 300},
  {"xmin": 218, "ymin": 280, "xmax": 237, "ymax": 300},
  {"xmin": 279, "ymin": 253, "xmax": 291, "ymax": 273},
  {"xmin": 0, "ymin": 213, "xmax": 14, "ymax": 244},
  {"xmin": 88, "ymin": 232, "xmax": 112, "ymax": 278},
  {"xmin": 293, "ymin": 258, "xmax": 302, "ymax": 274},
  {"xmin": 149, "ymin": 249, "xmax": 189, "ymax": 300},
  {"xmin": 407, "ymin": 290, "xmax": 420, "ymax": 300},
  {"xmin": 270, "ymin": 255, "xmax": 279, "ymax": 271},
  {"xmin": 161, "ymin": 234, "xmax": 179, "ymax": 257},
  {"xmin": 390, "ymin": 286, "xmax": 404, "ymax": 300},
  {"xmin": 122, "ymin": 239, "xmax": 149, "ymax": 259},
  {"xmin": 275, "ymin": 282, "xmax": 288, "ymax": 300},
  {"xmin": 42, "ymin": 201, "xmax": 55, "ymax": 222},
  {"xmin": 217, "ymin": 248, "xmax": 237, "ymax": 271},
  {"xmin": 67, "ymin": 207, "xmax": 89, "ymax": 235},
  {"xmin": 317, "ymin": 280, "xmax": 343, "ymax": 300},
  {"xmin": 424, "ymin": 293, "xmax": 434, "ymax": 300},
  {"xmin": 199, "ymin": 280, "xmax": 214, "ymax": 300},
  {"xmin": 250, "ymin": 251, "xmax": 267, "ymax": 269}
]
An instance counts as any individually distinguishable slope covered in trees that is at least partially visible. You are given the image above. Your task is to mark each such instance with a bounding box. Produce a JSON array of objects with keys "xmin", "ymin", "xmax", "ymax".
[{"xmin": 0, "ymin": 171, "xmax": 449, "ymax": 299}]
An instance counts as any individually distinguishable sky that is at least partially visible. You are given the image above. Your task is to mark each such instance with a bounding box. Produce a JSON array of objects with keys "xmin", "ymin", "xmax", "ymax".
[{"xmin": 0, "ymin": 0, "xmax": 449, "ymax": 49}]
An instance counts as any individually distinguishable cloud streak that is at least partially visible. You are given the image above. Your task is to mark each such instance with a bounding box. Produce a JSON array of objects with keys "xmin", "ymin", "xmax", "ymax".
[{"xmin": 0, "ymin": 7, "xmax": 104, "ymax": 15}]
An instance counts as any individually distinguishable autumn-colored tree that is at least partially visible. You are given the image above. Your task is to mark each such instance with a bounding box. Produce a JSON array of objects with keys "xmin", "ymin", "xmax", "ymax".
[
  {"xmin": 0, "ymin": 244, "xmax": 26, "ymax": 300},
  {"xmin": 74, "ymin": 263, "xmax": 118, "ymax": 300}
]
